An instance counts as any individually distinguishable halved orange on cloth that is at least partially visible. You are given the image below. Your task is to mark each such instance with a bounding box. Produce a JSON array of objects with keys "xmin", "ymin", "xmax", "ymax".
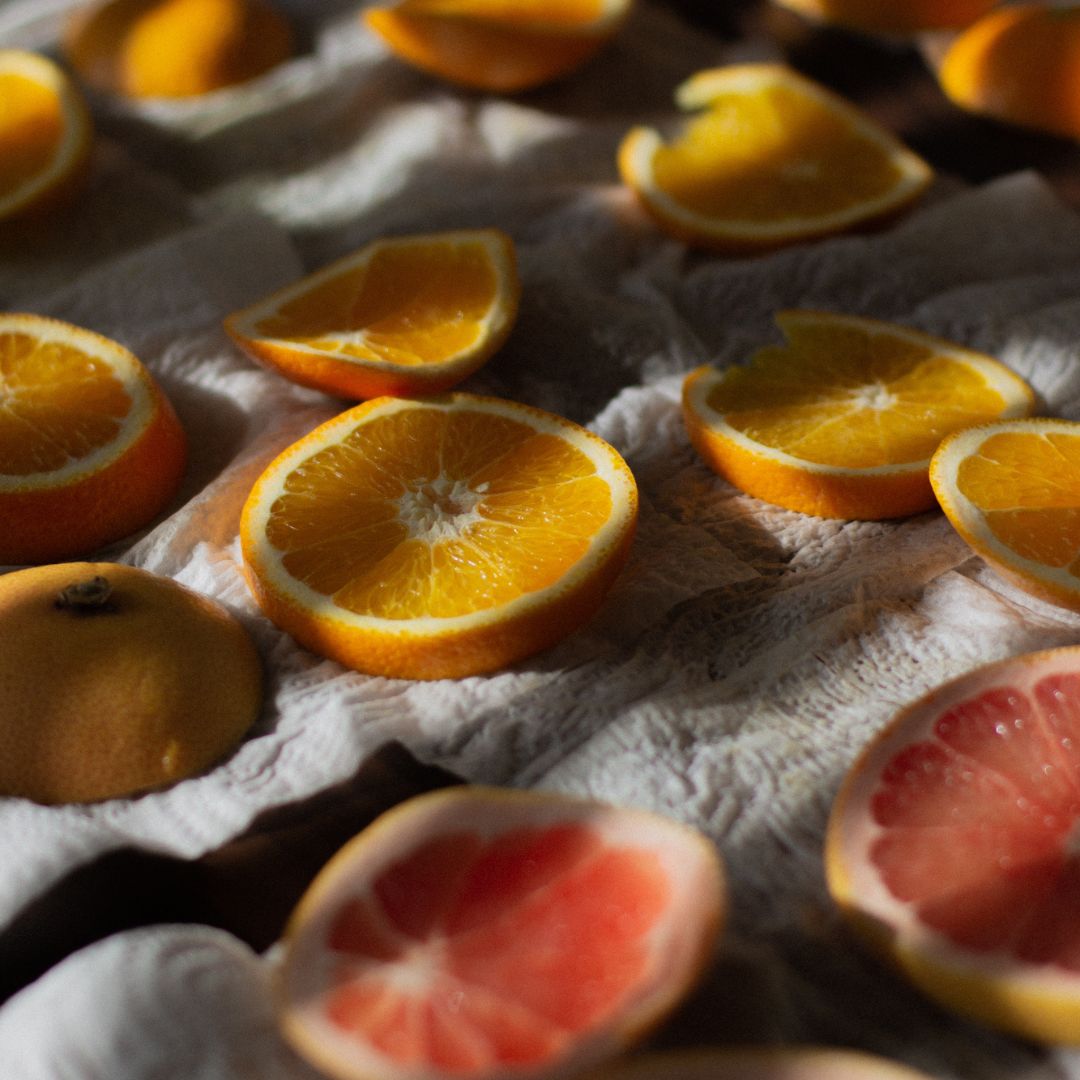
[
  {"xmin": 930, "ymin": 418, "xmax": 1080, "ymax": 612},
  {"xmin": 827, "ymin": 645, "xmax": 1080, "ymax": 1043},
  {"xmin": 772, "ymin": 0, "xmax": 998, "ymax": 35},
  {"xmin": 618, "ymin": 64, "xmax": 934, "ymax": 252},
  {"xmin": 681, "ymin": 310, "xmax": 1034, "ymax": 520},
  {"xmin": 363, "ymin": 0, "xmax": 632, "ymax": 93},
  {"xmin": 0, "ymin": 314, "xmax": 187, "ymax": 565},
  {"xmin": 275, "ymin": 785, "xmax": 726, "ymax": 1080},
  {"xmin": 0, "ymin": 50, "xmax": 94, "ymax": 222},
  {"xmin": 225, "ymin": 230, "xmax": 520, "ymax": 401},
  {"xmin": 240, "ymin": 393, "xmax": 638, "ymax": 679}
]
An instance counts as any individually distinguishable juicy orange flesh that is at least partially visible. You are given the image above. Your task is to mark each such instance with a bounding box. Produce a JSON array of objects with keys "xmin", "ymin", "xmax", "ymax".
[
  {"xmin": 869, "ymin": 675, "xmax": 1080, "ymax": 965},
  {"xmin": 267, "ymin": 407, "xmax": 611, "ymax": 618},
  {"xmin": 0, "ymin": 73, "xmax": 64, "ymax": 198},
  {"xmin": 322, "ymin": 822, "xmax": 669, "ymax": 1070},
  {"xmin": 387, "ymin": 0, "xmax": 604, "ymax": 27},
  {"xmin": 0, "ymin": 332, "xmax": 131, "ymax": 475},
  {"xmin": 706, "ymin": 325, "xmax": 1008, "ymax": 467},
  {"xmin": 652, "ymin": 84, "xmax": 907, "ymax": 221},
  {"xmin": 956, "ymin": 431, "xmax": 1080, "ymax": 578},
  {"xmin": 254, "ymin": 242, "xmax": 500, "ymax": 367}
]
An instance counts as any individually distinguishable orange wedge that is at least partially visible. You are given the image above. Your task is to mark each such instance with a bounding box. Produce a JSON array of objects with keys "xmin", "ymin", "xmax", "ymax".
[
  {"xmin": 0, "ymin": 313, "xmax": 187, "ymax": 565},
  {"xmin": 681, "ymin": 310, "xmax": 1034, "ymax": 520},
  {"xmin": 0, "ymin": 50, "xmax": 94, "ymax": 222},
  {"xmin": 240, "ymin": 392, "xmax": 638, "ymax": 680},
  {"xmin": 618, "ymin": 64, "xmax": 934, "ymax": 252},
  {"xmin": 276, "ymin": 785, "xmax": 725, "ymax": 1080},
  {"xmin": 937, "ymin": 4, "xmax": 1080, "ymax": 140},
  {"xmin": 827, "ymin": 645, "xmax": 1080, "ymax": 1043},
  {"xmin": 225, "ymin": 230, "xmax": 520, "ymax": 402},
  {"xmin": 362, "ymin": 0, "xmax": 632, "ymax": 93},
  {"xmin": 930, "ymin": 418, "xmax": 1080, "ymax": 612},
  {"xmin": 772, "ymin": 0, "xmax": 999, "ymax": 35}
]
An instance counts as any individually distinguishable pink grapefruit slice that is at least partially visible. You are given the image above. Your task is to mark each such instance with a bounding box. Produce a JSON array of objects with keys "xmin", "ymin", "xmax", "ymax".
[
  {"xmin": 826, "ymin": 646, "xmax": 1080, "ymax": 1043},
  {"xmin": 275, "ymin": 785, "xmax": 726, "ymax": 1080}
]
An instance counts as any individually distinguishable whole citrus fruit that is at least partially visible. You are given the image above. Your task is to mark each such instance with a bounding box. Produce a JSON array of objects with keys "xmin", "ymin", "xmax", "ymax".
[{"xmin": 0, "ymin": 561, "xmax": 262, "ymax": 804}]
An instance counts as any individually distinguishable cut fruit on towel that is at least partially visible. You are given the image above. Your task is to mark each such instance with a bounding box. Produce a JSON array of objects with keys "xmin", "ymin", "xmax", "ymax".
[
  {"xmin": 225, "ymin": 229, "xmax": 520, "ymax": 401},
  {"xmin": 827, "ymin": 645, "xmax": 1080, "ymax": 1044},
  {"xmin": 618, "ymin": 64, "xmax": 934, "ymax": 252},
  {"xmin": 275, "ymin": 785, "xmax": 726, "ymax": 1080},
  {"xmin": 240, "ymin": 392, "xmax": 638, "ymax": 679},
  {"xmin": 681, "ymin": 310, "xmax": 1034, "ymax": 520}
]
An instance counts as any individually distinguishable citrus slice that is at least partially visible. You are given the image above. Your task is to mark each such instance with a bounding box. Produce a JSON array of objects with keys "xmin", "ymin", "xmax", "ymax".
[
  {"xmin": 929, "ymin": 418, "xmax": 1080, "ymax": 612},
  {"xmin": 772, "ymin": 0, "xmax": 998, "ymax": 35},
  {"xmin": 617, "ymin": 64, "xmax": 934, "ymax": 252},
  {"xmin": 584, "ymin": 1047, "xmax": 935, "ymax": 1080},
  {"xmin": 63, "ymin": 0, "xmax": 294, "ymax": 99},
  {"xmin": 0, "ymin": 313, "xmax": 187, "ymax": 565},
  {"xmin": 826, "ymin": 645, "xmax": 1080, "ymax": 1043},
  {"xmin": 240, "ymin": 392, "xmax": 638, "ymax": 680},
  {"xmin": 362, "ymin": 0, "xmax": 632, "ymax": 93},
  {"xmin": 937, "ymin": 4, "xmax": 1080, "ymax": 141},
  {"xmin": 681, "ymin": 310, "xmax": 1034, "ymax": 520},
  {"xmin": 276, "ymin": 785, "xmax": 726, "ymax": 1080},
  {"xmin": 0, "ymin": 50, "xmax": 93, "ymax": 222},
  {"xmin": 0, "ymin": 561, "xmax": 262, "ymax": 804},
  {"xmin": 225, "ymin": 230, "xmax": 520, "ymax": 402}
]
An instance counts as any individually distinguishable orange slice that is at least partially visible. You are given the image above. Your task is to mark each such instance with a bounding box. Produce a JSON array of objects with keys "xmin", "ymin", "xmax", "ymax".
[
  {"xmin": 937, "ymin": 4, "xmax": 1080, "ymax": 141},
  {"xmin": 0, "ymin": 50, "xmax": 94, "ymax": 222},
  {"xmin": 276, "ymin": 785, "xmax": 726, "ymax": 1080},
  {"xmin": 681, "ymin": 310, "xmax": 1034, "ymax": 520},
  {"xmin": 63, "ymin": 0, "xmax": 294, "ymax": 99},
  {"xmin": 772, "ymin": 0, "xmax": 998, "ymax": 35},
  {"xmin": 930, "ymin": 418, "xmax": 1080, "ymax": 612},
  {"xmin": 362, "ymin": 0, "xmax": 632, "ymax": 93},
  {"xmin": 240, "ymin": 392, "xmax": 638, "ymax": 680},
  {"xmin": 618, "ymin": 64, "xmax": 934, "ymax": 253},
  {"xmin": 0, "ymin": 313, "xmax": 187, "ymax": 565},
  {"xmin": 225, "ymin": 230, "xmax": 520, "ymax": 402},
  {"xmin": 827, "ymin": 645, "xmax": 1080, "ymax": 1043}
]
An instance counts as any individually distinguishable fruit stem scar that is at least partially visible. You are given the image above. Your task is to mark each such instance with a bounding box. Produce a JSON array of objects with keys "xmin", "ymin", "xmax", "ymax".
[{"xmin": 54, "ymin": 575, "xmax": 117, "ymax": 614}]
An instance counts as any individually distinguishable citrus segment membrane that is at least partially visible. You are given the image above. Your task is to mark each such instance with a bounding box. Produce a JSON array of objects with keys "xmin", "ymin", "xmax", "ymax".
[
  {"xmin": 827, "ymin": 647, "xmax": 1080, "ymax": 1042},
  {"xmin": 277, "ymin": 786, "xmax": 726, "ymax": 1080}
]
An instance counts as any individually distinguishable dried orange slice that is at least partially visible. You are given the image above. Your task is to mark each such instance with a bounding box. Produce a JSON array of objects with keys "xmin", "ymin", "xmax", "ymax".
[
  {"xmin": 0, "ymin": 313, "xmax": 187, "ymax": 565},
  {"xmin": 681, "ymin": 310, "xmax": 1034, "ymax": 520},
  {"xmin": 827, "ymin": 645, "xmax": 1080, "ymax": 1043},
  {"xmin": 618, "ymin": 64, "xmax": 934, "ymax": 252},
  {"xmin": 0, "ymin": 50, "xmax": 94, "ymax": 223},
  {"xmin": 276, "ymin": 785, "xmax": 725, "ymax": 1080},
  {"xmin": 363, "ymin": 0, "xmax": 632, "ymax": 93},
  {"xmin": 240, "ymin": 393, "xmax": 638, "ymax": 680},
  {"xmin": 772, "ymin": 0, "xmax": 998, "ymax": 35},
  {"xmin": 225, "ymin": 230, "xmax": 521, "ymax": 402},
  {"xmin": 63, "ymin": 0, "xmax": 294, "ymax": 99},
  {"xmin": 930, "ymin": 418, "xmax": 1080, "ymax": 612},
  {"xmin": 937, "ymin": 4, "xmax": 1080, "ymax": 140}
]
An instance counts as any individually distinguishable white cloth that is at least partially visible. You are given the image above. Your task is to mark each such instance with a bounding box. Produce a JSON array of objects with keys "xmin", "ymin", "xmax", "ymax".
[{"xmin": 4, "ymin": 2, "xmax": 1080, "ymax": 1077}]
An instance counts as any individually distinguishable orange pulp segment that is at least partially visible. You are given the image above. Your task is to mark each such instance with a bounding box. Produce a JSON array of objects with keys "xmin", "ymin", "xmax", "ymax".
[
  {"xmin": 681, "ymin": 310, "xmax": 1034, "ymax": 520},
  {"xmin": 225, "ymin": 230, "xmax": 520, "ymax": 401},
  {"xmin": 618, "ymin": 64, "xmax": 934, "ymax": 252},
  {"xmin": 277, "ymin": 785, "xmax": 726, "ymax": 1080},
  {"xmin": 240, "ymin": 393, "xmax": 638, "ymax": 679},
  {"xmin": 827, "ymin": 646, "xmax": 1080, "ymax": 1043}
]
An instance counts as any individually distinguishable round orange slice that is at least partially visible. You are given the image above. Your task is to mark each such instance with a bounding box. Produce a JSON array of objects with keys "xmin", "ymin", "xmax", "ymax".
[
  {"xmin": 681, "ymin": 310, "xmax": 1034, "ymax": 520},
  {"xmin": 827, "ymin": 645, "xmax": 1080, "ymax": 1043},
  {"xmin": 240, "ymin": 392, "xmax": 638, "ymax": 680},
  {"xmin": 930, "ymin": 418, "xmax": 1080, "ymax": 612},
  {"xmin": 225, "ymin": 230, "xmax": 521, "ymax": 401},
  {"xmin": 0, "ymin": 314, "xmax": 187, "ymax": 565},
  {"xmin": 275, "ymin": 785, "xmax": 726, "ymax": 1080},
  {"xmin": 618, "ymin": 64, "xmax": 934, "ymax": 253},
  {"xmin": 362, "ymin": 0, "xmax": 632, "ymax": 94},
  {"xmin": 772, "ymin": 0, "xmax": 998, "ymax": 35},
  {"xmin": 0, "ymin": 50, "xmax": 94, "ymax": 223}
]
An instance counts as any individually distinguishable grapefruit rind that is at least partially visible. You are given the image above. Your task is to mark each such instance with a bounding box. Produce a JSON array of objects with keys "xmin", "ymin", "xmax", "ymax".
[
  {"xmin": 826, "ymin": 646, "xmax": 1080, "ymax": 1044},
  {"xmin": 277, "ymin": 785, "xmax": 726, "ymax": 1080}
]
